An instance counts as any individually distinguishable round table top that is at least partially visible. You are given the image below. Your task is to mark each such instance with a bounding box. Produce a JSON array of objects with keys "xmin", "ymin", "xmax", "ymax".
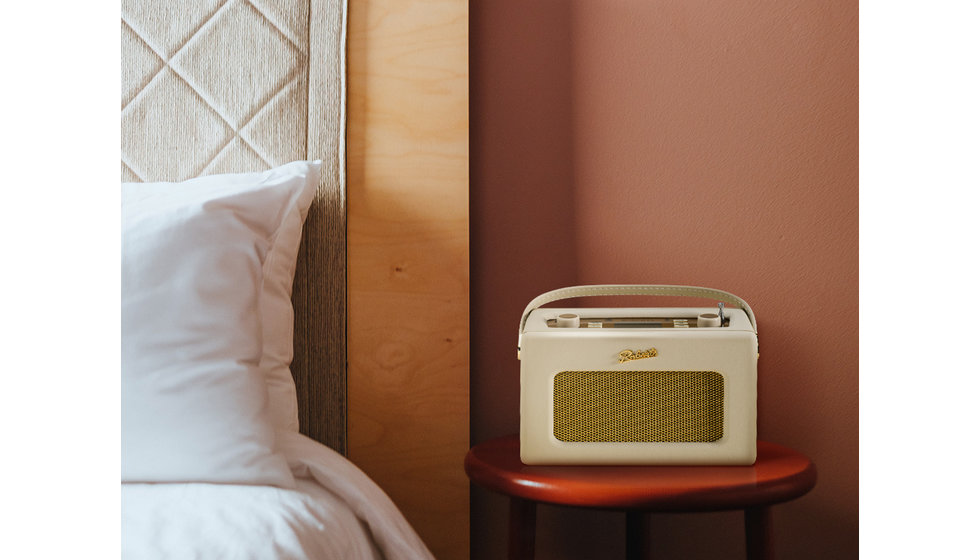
[{"xmin": 464, "ymin": 435, "xmax": 816, "ymax": 512}]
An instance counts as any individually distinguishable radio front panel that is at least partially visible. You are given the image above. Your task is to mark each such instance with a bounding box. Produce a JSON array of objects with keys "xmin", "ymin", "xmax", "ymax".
[{"xmin": 520, "ymin": 305, "xmax": 757, "ymax": 465}]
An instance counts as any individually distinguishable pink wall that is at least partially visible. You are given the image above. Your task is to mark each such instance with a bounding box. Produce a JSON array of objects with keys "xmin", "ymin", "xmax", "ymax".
[{"xmin": 471, "ymin": 1, "xmax": 857, "ymax": 559}]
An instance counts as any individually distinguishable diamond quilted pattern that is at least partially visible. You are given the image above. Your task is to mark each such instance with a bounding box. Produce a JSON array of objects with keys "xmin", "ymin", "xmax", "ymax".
[
  {"xmin": 249, "ymin": 0, "xmax": 310, "ymax": 51},
  {"xmin": 121, "ymin": 67, "xmax": 232, "ymax": 180},
  {"xmin": 121, "ymin": 20, "xmax": 164, "ymax": 108},
  {"xmin": 120, "ymin": 0, "xmax": 225, "ymax": 58},
  {"xmin": 172, "ymin": 0, "xmax": 304, "ymax": 129},
  {"xmin": 122, "ymin": 0, "xmax": 310, "ymax": 182},
  {"xmin": 200, "ymin": 137, "xmax": 272, "ymax": 177},
  {"xmin": 242, "ymin": 74, "xmax": 308, "ymax": 165}
]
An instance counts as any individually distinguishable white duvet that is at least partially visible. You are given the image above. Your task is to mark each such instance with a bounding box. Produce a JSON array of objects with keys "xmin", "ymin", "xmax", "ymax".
[{"xmin": 122, "ymin": 431, "xmax": 435, "ymax": 560}]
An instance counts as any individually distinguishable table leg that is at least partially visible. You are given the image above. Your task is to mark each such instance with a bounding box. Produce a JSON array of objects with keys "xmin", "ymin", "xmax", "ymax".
[
  {"xmin": 745, "ymin": 506, "xmax": 774, "ymax": 560},
  {"xmin": 508, "ymin": 497, "xmax": 537, "ymax": 560},
  {"xmin": 625, "ymin": 511, "xmax": 651, "ymax": 560}
]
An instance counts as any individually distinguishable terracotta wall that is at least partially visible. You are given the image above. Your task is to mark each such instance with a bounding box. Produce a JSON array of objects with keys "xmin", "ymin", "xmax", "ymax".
[{"xmin": 470, "ymin": 1, "xmax": 858, "ymax": 559}]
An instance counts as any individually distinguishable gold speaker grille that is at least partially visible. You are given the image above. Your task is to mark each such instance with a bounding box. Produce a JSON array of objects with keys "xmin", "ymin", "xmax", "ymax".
[{"xmin": 553, "ymin": 371, "xmax": 724, "ymax": 443}]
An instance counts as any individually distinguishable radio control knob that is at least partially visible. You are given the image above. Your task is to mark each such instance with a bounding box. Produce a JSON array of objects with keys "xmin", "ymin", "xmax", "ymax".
[
  {"xmin": 697, "ymin": 313, "xmax": 722, "ymax": 327},
  {"xmin": 556, "ymin": 313, "xmax": 580, "ymax": 328}
]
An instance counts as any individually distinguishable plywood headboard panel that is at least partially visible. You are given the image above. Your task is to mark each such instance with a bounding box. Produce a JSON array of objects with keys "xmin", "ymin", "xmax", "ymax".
[
  {"xmin": 347, "ymin": 0, "xmax": 469, "ymax": 558},
  {"xmin": 121, "ymin": 0, "xmax": 348, "ymax": 452}
]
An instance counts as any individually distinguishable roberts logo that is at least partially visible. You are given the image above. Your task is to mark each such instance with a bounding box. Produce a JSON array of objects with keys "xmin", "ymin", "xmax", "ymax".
[{"xmin": 618, "ymin": 348, "xmax": 658, "ymax": 363}]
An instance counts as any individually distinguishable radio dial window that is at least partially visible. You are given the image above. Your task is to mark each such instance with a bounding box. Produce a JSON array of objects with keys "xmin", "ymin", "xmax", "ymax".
[{"xmin": 546, "ymin": 317, "xmax": 729, "ymax": 328}]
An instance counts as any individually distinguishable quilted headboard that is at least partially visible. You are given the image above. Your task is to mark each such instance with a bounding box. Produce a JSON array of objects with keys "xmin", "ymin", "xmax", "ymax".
[{"xmin": 121, "ymin": 0, "xmax": 348, "ymax": 452}]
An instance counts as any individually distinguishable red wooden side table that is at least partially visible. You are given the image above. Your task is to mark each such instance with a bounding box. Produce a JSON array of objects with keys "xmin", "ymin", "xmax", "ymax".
[{"xmin": 464, "ymin": 434, "xmax": 816, "ymax": 560}]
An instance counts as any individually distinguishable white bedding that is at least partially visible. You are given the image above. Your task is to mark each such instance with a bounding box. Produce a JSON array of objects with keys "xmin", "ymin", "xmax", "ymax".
[{"xmin": 122, "ymin": 431, "xmax": 434, "ymax": 560}]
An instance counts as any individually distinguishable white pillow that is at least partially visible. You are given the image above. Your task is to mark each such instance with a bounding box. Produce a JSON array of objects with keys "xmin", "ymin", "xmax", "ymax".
[{"xmin": 121, "ymin": 161, "xmax": 319, "ymax": 486}]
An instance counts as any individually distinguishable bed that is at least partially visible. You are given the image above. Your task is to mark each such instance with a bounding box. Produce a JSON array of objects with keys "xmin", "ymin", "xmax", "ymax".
[{"xmin": 120, "ymin": 0, "xmax": 456, "ymax": 557}]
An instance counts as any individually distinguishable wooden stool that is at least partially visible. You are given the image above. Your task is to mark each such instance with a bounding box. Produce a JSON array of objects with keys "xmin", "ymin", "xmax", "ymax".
[{"xmin": 465, "ymin": 435, "xmax": 816, "ymax": 560}]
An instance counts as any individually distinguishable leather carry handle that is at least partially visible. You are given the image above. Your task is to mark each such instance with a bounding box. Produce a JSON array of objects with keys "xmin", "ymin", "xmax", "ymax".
[{"xmin": 518, "ymin": 284, "xmax": 757, "ymax": 356}]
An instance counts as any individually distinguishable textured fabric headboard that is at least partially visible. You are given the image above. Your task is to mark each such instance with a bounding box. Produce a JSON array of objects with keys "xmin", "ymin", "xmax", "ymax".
[{"xmin": 121, "ymin": 0, "xmax": 348, "ymax": 453}]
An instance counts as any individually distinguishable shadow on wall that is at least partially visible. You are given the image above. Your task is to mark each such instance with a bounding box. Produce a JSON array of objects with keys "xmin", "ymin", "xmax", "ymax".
[
  {"xmin": 470, "ymin": 0, "xmax": 578, "ymax": 442},
  {"xmin": 469, "ymin": 1, "xmax": 581, "ymax": 553}
]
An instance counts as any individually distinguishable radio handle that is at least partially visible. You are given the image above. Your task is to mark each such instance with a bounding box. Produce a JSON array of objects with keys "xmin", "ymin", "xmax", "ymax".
[{"xmin": 518, "ymin": 284, "xmax": 757, "ymax": 358}]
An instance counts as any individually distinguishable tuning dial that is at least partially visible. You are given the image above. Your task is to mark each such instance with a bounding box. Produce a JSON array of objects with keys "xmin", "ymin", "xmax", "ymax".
[
  {"xmin": 697, "ymin": 313, "xmax": 722, "ymax": 327},
  {"xmin": 556, "ymin": 313, "xmax": 580, "ymax": 328}
]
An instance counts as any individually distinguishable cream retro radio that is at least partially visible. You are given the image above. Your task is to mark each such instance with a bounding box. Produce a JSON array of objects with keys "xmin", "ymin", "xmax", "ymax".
[{"xmin": 518, "ymin": 285, "xmax": 758, "ymax": 465}]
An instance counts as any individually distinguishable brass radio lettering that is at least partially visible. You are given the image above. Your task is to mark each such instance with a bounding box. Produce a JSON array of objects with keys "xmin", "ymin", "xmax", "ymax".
[{"xmin": 618, "ymin": 348, "xmax": 658, "ymax": 363}]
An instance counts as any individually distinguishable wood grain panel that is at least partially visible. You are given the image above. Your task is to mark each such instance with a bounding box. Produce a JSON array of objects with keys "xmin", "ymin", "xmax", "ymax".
[{"xmin": 347, "ymin": 1, "xmax": 469, "ymax": 559}]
